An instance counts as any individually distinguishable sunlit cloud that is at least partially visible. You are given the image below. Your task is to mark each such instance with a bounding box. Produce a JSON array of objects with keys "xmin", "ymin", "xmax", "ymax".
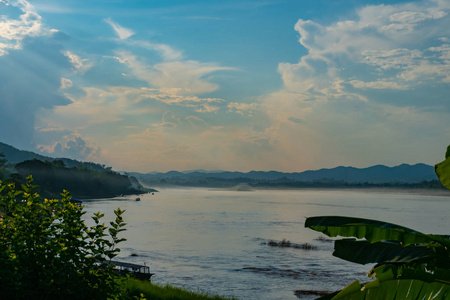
[
  {"xmin": 126, "ymin": 40, "xmax": 183, "ymax": 61},
  {"xmin": 114, "ymin": 50, "xmax": 236, "ymax": 95},
  {"xmin": 261, "ymin": 0, "xmax": 450, "ymax": 169},
  {"xmin": 36, "ymin": 134, "xmax": 100, "ymax": 160},
  {"xmin": 3, "ymin": 0, "xmax": 449, "ymax": 171},
  {"xmin": 104, "ymin": 18, "xmax": 134, "ymax": 40},
  {"xmin": 0, "ymin": 0, "xmax": 56, "ymax": 55},
  {"xmin": 227, "ymin": 102, "xmax": 259, "ymax": 116},
  {"xmin": 349, "ymin": 80, "xmax": 408, "ymax": 90},
  {"xmin": 64, "ymin": 51, "xmax": 92, "ymax": 73}
]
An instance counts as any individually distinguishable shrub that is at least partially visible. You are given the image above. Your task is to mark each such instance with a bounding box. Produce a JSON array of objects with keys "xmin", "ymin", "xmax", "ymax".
[{"xmin": 0, "ymin": 176, "xmax": 126, "ymax": 299}]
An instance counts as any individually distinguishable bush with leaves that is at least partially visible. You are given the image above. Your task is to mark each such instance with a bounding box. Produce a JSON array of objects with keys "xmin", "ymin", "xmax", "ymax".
[
  {"xmin": 305, "ymin": 145, "xmax": 450, "ymax": 299},
  {"xmin": 0, "ymin": 176, "xmax": 127, "ymax": 299}
]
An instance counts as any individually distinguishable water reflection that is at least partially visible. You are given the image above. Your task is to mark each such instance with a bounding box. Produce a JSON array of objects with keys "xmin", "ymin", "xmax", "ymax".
[{"xmin": 82, "ymin": 188, "xmax": 450, "ymax": 300}]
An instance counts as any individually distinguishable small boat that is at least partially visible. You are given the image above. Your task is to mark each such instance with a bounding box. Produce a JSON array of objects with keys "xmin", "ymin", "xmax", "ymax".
[
  {"xmin": 135, "ymin": 197, "xmax": 140, "ymax": 201},
  {"xmin": 107, "ymin": 260, "xmax": 154, "ymax": 280}
]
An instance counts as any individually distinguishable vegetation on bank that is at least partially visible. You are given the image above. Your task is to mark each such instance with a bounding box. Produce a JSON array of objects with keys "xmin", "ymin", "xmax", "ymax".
[
  {"xmin": 304, "ymin": 145, "xmax": 450, "ymax": 299},
  {"xmin": 123, "ymin": 277, "xmax": 237, "ymax": 300},
  {"xmin": 137, "ymin": 175, "xmax": 445, "ymax": 190},
  {"xmin": 0, "ymin": 153, "xmax": 155, "ymax": 199},
  {"xmin": 0, "ymin": 177, "xmax": 127, "ymax": 299},
  {"xmin": 0, "ymin": 176, "xmax": 231, "ymax": 299},
  {"xmin": 134, "ymin": 163, "xmax": 438, "ymax": 189}
]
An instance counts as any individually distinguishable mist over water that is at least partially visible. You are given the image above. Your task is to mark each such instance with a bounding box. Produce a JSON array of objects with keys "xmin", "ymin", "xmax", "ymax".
[{"xmin": 82, "ymin": 188, "xmax": 450, "ymax": 300}]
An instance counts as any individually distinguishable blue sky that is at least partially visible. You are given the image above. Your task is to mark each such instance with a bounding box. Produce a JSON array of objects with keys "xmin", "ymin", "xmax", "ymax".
[{"xmin": 0, "ymin": 0, "xmax": 449, "ymax": 172}]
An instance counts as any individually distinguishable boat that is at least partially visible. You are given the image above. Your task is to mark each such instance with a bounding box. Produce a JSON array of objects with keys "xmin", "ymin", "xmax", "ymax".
[
  {"xmin": 135, "ymin": 197, "xmax": 140, "ymax": 201},
  {"xmin": 106, "ymin": 260, "xmax": 154, "ymax": 280}
]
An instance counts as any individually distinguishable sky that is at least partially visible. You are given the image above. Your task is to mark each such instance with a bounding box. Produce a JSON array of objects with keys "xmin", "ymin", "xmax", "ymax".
[{"xmin": 0, "ymin": 0, "xmax": 449, "ymax": 173}]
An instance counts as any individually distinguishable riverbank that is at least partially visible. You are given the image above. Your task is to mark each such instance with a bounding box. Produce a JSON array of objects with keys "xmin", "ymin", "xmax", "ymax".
[{"xmin": 123, "ymin": 278, "xmax": 237, "ymax": 300}]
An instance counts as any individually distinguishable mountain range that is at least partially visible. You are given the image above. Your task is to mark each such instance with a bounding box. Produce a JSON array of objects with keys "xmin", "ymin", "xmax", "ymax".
[
  {"xmin": 0, "ymin": 141, "xmax": 441, "ymax": 189},
  {"xmin": 131, "ymin": 163, "xmax": 439, "ymax": 188}
]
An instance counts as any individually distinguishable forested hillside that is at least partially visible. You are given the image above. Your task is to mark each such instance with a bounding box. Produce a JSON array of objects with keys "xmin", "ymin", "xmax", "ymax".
[{"xmin": 0, "ymin": 142, "xmax": 153, "ymax": 199}]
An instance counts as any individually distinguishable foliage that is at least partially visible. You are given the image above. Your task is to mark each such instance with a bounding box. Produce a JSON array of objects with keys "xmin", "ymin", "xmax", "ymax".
[
  {"xmin": 14, "ymin": 159, "xmax": 146, "ymax": 199},
  {"xmin": 0, "ymin": 176, "xmax": 127, "ymax": 299},
  {"xmin": 436, "ymin": 144, "xmax": 450, "ymax": 190},
  {"xmin": 122, "ymin": 277, "xmax": 238, "ymax": 300},
  {"xmin": 0, "ymin": 152, "xmax": 7, "ymax": 180},
  {"xmin": 305, "ymin": 145, "xmax": 450, "ymax": 299}
]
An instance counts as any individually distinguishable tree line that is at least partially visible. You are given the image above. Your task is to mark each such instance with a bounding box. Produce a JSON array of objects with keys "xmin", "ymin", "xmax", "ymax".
[{"xmin": 0, "ymin": 154, "xmax": 151, "ymax": 199}]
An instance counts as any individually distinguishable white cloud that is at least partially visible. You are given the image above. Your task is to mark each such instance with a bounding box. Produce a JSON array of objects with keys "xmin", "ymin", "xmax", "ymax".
[
  {"xmin": 280, "ymin": 0, "xmax": 450, "ymax": 99},
  {"xmin": 0, "ymin": 0, "xmax": 55, "ymax": 55},
  {"xmin": 227, "ymin": 102, "xmax": 259, "ymax": 115},
  {"xmin": 39, "ymin": 85, "xmax": 226, "ymax": 135},
  {"xmin": 64, "ymin": 50, "xmax": 92, "ymax": 73},
  {"xmin": 350, "ymin": 80, "xmax": 408, "ymax": 90},
  {"xmin": 104, "ymin": 18, "xmax": 134, "ymax": 40},
  {"xmin": 126, "ymin": 40, "xmax": 182, "ymax": 61},
  {"xmin": 114, "ymin": 50, "xmax": 235, "ymax": 95},
  {"xmin": 259, "ymin": 0, "xmax": 450, "ymax": 170},
  {"xmin": 37, "ymin": 135, "xmax": 100, "ymax": 160},
  {"xmin": 60, "ymin": 77, "xmax": 73, "ymax": 89}
]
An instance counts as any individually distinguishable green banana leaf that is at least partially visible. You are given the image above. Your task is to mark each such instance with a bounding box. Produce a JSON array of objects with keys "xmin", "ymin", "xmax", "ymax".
[
  {"xmin": 305, "ymin": 216, "xmax": 450, "ymax": 247},
  {"xmin": 368, "ymin": 264, "xmax": 450, "ymax": 284},
  {"xmin": 319, "ymin": 279, "xmax": 450, "ymax": 300},
  {"xmin": 333, "ymin": 238, "xmax": 441, "ymax": 265},
  {"xmin": 435, "ymin": 145, "xmax": 450, "ymax": 191}
]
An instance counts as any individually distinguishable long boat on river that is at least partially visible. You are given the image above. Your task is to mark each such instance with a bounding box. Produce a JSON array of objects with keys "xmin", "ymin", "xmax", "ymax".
[{"xmin": 107, "ymin": 260, "xmax": 154, "ymax": 280}]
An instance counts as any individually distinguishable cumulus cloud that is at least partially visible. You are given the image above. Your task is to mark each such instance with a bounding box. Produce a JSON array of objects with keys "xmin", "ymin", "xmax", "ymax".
[
  {"xmin": 35, "ymin": 84, "xmax": 227, "ymax": 158},
  {"xmin": 37, "ymin": 135, "xmax": 100, "ymax": 160},
  {"xmin": 104, "ymin": 18, "xmax": 134, "ymax": 40},
  {"xmin": 276, "ymin": 0, "xmax": 450, "ymax": 103},
  {"xmin": 260, "ymin": 0, "xmax": 450, "ymax": 169},
  {"xmin": 0, "ymin": 0, "xmax": 56, "ymax": 55}
]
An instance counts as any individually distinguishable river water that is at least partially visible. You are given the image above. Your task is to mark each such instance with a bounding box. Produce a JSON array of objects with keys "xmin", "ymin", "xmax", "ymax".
[{"xmin": 82, "ymin": 188, "xmax": 450, "ymax": 300}]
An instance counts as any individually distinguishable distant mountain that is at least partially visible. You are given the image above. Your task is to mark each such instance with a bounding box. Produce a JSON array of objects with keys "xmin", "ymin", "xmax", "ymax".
[
  {"xmin": 0, "ymin": 142, "xmax": 110, "ymax": 172},
  {"xmin": 131, "ymin": 164, "xmax": 439, "ymax": 188},
  {"xmin": 0, "ymin": 142, "xmax": 50, "ymax": 164},
  {"xmin": 3, "ymin": 141, "xmax": 439, "ymax": 190}
]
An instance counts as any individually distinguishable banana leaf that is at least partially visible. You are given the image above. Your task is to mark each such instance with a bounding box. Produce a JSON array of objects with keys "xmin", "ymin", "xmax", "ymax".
[
  {"xmin": 435, "ymin": 145, "xmax": 450, "ymax": 191},
  {"xmin": 321, "ymin": 278, "xmax": 450, "ymax": 300},
  {"xmin": 333, "ymin": 238, "xmax": 441, "ymax": 265},
  {"xmin": 368, "ymin": 264, "xmax": 450, "ymax": 284},
  {"xmin": 305, "ymin": 216, "xmax": 450, "ymax": 247}
]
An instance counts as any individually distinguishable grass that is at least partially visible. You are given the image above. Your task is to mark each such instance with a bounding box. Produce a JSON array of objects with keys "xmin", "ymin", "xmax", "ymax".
[{"xmin": 122, "ymin": 277, "xmax": 238, "ymax": 300}]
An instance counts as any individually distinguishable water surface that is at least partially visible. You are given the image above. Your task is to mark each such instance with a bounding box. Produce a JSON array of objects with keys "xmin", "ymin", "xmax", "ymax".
[{"xmin": 83, "ymin": 188, "xmax": 450, "ymax": 300}]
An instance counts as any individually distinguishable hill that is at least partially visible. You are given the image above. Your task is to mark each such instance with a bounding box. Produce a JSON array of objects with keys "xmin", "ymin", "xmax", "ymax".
[
  {"xmin": 0, "ymin": 142, "xmax": 153, "ymax": 199},
  {"xmin": 131, "ymin": 164, "xmax": 441, "ymax": 189},
  {"xmin": 0, "ymin": 142, "xmax": 111, "ymax": 172}
]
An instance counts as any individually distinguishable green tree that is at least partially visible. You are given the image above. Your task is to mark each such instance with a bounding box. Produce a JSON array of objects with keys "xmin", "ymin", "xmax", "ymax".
[
  {"xmin": 0, "ymin": 152, "xmax": 8, "ymax": 180},
  {"xmin": 0, "ymin": 176, "xmax": 127, "ymax": 299},
  {"xmin": 305, "ymin": 145, "xmax": 450, "ymax": 299}
]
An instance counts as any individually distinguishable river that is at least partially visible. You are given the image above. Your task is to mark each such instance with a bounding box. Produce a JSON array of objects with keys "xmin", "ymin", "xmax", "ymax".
[{"xmin": 82, "ymin": 188, "xmax": 450, "ymax": 300}]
